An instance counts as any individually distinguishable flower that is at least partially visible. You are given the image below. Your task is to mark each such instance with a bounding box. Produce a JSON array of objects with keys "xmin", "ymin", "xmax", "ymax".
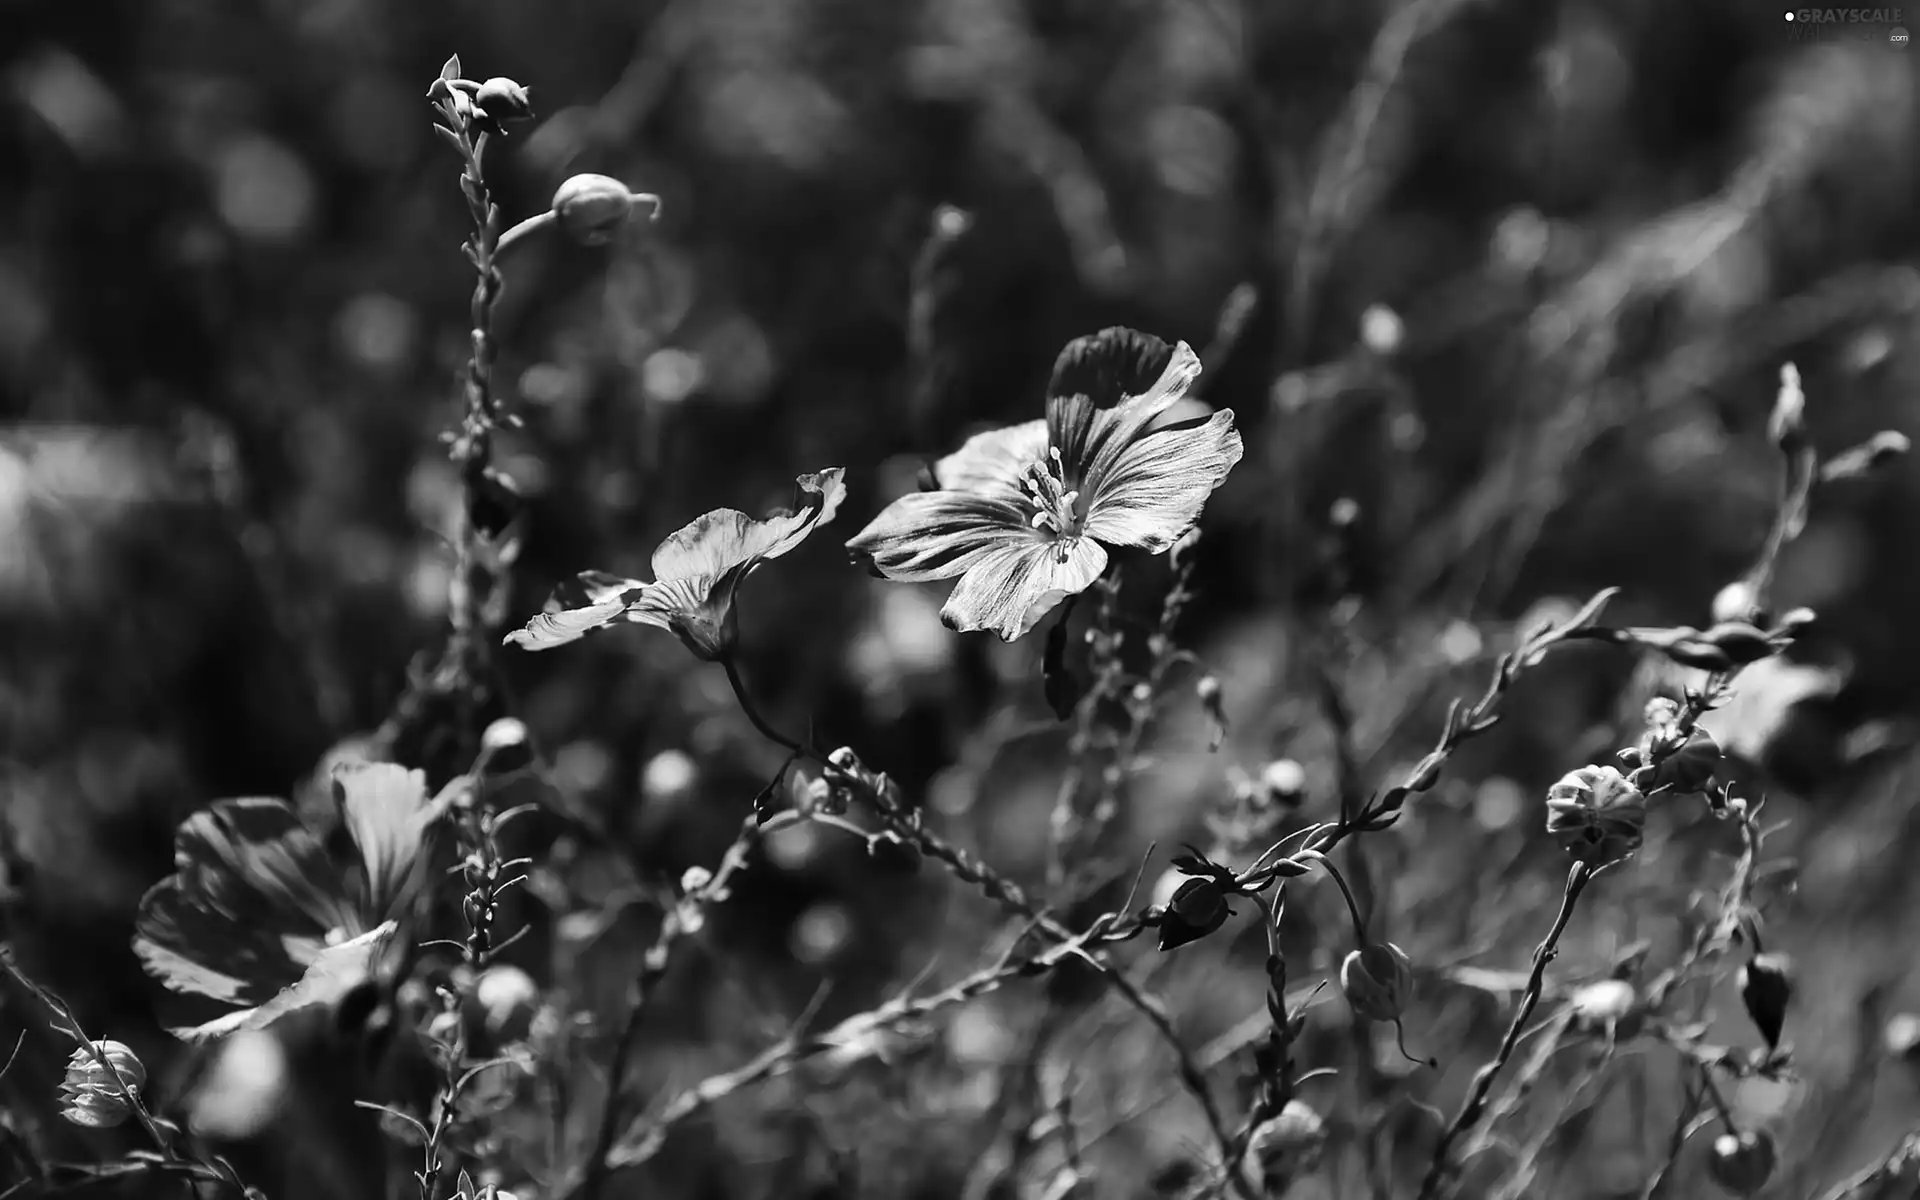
[
  {"xmin": 847, "ymin": 328, "xmax": 1243, "ymax": 640},
  {"xmin": 1545, "ymin": 764, "xmax": 1647, "ymax": 867},
  {"xmin": 60, "ymin": 1041, "xmax": 146, "ymax": 1129},
  {"xmin": 133, "ymin": 760, "xmax": 444, "ymax": 1041},
  {"xmin": 506, "ymin": 469, "xmax": 845, "ymax": 661}
]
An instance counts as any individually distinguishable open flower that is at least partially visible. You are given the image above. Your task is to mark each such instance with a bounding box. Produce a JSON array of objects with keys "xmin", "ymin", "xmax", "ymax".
[
  {"xmin": 506, "ymin": 468, "xmax": 846, "ymax": 661},
  {"xmin": 133, "ymin": 760, "xmax": 444, "ymax": 1042},
  {"xmin": 848, "ymin": 328, "xmax": 1243, "ymax": 640}
]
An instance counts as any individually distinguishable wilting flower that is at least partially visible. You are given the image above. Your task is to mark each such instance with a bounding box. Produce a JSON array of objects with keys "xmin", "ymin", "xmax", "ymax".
[
  {"xmin": 1545, "ymin": 765, "xmax": 1647, "ymax": 867},
  {"xmin": 506, "ymin": 469, "xmax": 845, "ymax": 661},
  {"xmin": 133, "ymin": 761, "xmax": 443, "ymax": 1041},
  {"xmin": 847, "ymin": 328, "xmax": 1243, "ymax": 640},
  {"xmin": 60, "ymin": 1041, "xmax": 146, "ymax": 1128}
]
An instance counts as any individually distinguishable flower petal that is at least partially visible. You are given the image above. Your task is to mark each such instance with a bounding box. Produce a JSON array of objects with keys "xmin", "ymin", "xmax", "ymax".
[
  {"xmin": 1083, "ymin": 409, "xmax": 1244, "ymax": 552},
  {"xmin": 622, "ymin": 572, "xmax": 741, "ymax": 661},
  {"xmin": 165, "ymin": 922, "xmax": 404, "ymax": 1043},
  {"xmin": 503, "ymin": 572, "xmax": 648, "ymax": 651},
  {"xmin": 847, "ymin": 491, "xmax": 1039, "ymax": 582},
  {"xmin": 332, "ymin": 761, "xmax": 442, "ymax": 920},
  {"xmin": 1047, "ymin": 327, "xmax": 1176, "ymax": 406},
  {"xmin": 1079, "ymin": 340, "xmax": 1204, "ymax": 486},
  {"xmin": 929, "ymin": 419, "xmax": 1048, "ymax": 501},
  {"xmin": 133, "ymin": 799, "xmax": 352, "ymax": 1012},
  {"xmin": 940, "ymin": 537, "xmax": 1108, "ymax": 641},
  {"xmin": 650, "ymin": 468, "xmax": 846, "ymax": 583}
]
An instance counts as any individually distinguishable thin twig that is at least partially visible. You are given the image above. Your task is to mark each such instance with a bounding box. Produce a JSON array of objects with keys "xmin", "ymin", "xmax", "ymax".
[{"xmin": 1417, "ymin": 863, "xmax": 1595, "ymax": 1200}]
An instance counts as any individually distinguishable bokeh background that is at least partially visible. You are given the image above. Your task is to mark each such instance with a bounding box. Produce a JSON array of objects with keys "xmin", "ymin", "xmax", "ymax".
[{"xmin": 5, "ymin": 0, "xmax": 1920, "ymax": 1197}]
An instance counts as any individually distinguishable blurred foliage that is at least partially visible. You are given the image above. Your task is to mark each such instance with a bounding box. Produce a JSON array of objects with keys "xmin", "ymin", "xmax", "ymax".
[{"xmin": 4, "ymin": 0, "xmax": 1920, "ymax": 1197}]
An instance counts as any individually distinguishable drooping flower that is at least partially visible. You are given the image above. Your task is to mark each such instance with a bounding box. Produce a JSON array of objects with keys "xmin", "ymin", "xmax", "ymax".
[
  {"xmin": 847, "ymin": 328, "xmax": 1243, "ymax": 641},
  {"xmin": 59, "ymin": 1041, "xmax": 146, "ymax": 1129},
  {"xmin": 133, "ymin": 760, "xmax": 445, "ymax": 1042},
  {"xmin": 506, "ymin": 468, "xmax": 846, "ymax": 661}
]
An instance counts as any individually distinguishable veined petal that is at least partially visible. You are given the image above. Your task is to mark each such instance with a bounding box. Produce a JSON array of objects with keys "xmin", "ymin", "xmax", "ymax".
[
  {"xmin": 165, "ymin": 922, "xmax": 403, "ymax": 1043},
  {"xmin": 847, "ymin": 491, "xmax": 1039, "ymax": 582},
  {"xmin": 622, "ymin": 572, "xmax": 741, "ymax": 661},
  {"xmin": 931, "ymin": 420, "xmax": 1048, "ymax": 501},
  {"xmin": 133, "ymin": 799, "xmax": 351, "ymax": 1011},
  {"xmin": 503, "ymin": 571, "xmax": 648, "ymax": 651},
  {"xmin": 1083, "ymin": 409, "xmax": 1244, "ymax": 552},
  {"xmin": 1047, "ymin": 327, "xmax": 1176, "ymax": 407},
  {"xmin": 650, "ymin": 468, "xmax": 846, "ymax": 582},
  {"xmin": 332, "ymin": 761, "xmax": 442, "ymax": 920},
  {"xmin": 940, "ymin": 537, "xmax": 1108, "ymax": 641},
  {"xmin": 1058, "ymin": 341, "xmax": 1203, "ymax": 486},
  {"xmin": 504, "ymin": 596, "xmax": 630, "ymax": 651}
]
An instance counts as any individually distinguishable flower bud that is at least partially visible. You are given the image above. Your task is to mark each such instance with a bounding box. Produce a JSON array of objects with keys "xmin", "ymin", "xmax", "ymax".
[
  {"xmin": 1245, "ymin": 1100, "xmax": 1328, "ymax": 1195},
  {"xmin": 1885, "ymin": 1012, "xmax": 1920, "ymax": 1062},
  {"xmin": 1359, "ymin": 304, "xmax": 1404, "ymax": 356},
  {"xmin": 1545, "ymin": 765, "xmax": 1647, "ymax": 867},
  {"xmin": 1712, "ymin": 581, "xmax": 1762, "ymax": 626},
  {"xmin": 1259, "ymin": 759, "xmax": 1307, "ymax": 808},
  {"xmin": 1569, "ymin": 979, "xmax": 1641, "ymax": 1038},
  {"xmin": 550, "ymin": 174, "xmax": 660, "ymax": 247},
  {"xmin": 680, "ymin": 865, "xmax": 713, "ymax": 894},
  {"xmin": 474, "ymin": 77, "xmax": 534, "ymax": 124},
  {"xmin": 60, "ymin": 1041, "xmax": 146, "ymax": 1128},
  {"xmin": 480, "ymin": 717, "xmax": 528, "ymax": 754},
  {"xmin": 1157, "ymin": 876, "xmax": 1231, "ymax": 951},
  {"xmin": 1340, "ymin": 942, "xmax": 1413, "ymax": 1022},
  {"xmin": 1706, "ymin": 1129, "xmax": 1777, "ymax": 1196},
  {"xmin": 1738, "ymin": 953, "xmax": 1793, "ymax": 1051},
  {"xmin": 473, "ymin": 965, "xmax": 541, "ymax": 1044}
]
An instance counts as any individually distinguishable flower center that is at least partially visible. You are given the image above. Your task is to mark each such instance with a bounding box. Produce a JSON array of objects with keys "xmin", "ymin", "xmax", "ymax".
[{"xmin": 1021, "ymin": 447, "xmax": 1082, "ymax": 548}]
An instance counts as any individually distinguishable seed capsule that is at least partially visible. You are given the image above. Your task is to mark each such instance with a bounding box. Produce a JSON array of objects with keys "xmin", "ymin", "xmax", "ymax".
[
  {"xmin": 1706, "ymin": 1130, "xmax": 1777, "ymax": 1196},
  {"xmin": 1340, "ymin": 942, "xmax": 1413, "ymax": 1022}
]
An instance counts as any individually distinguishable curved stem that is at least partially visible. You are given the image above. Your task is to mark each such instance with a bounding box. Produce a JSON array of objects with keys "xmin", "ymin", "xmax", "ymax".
[
  {"xmin": 1320, "ymin": 857, "xmax": 1371, "ymax": 944},
  {"xmin": 495, "ymin": 209, "xmax": 556, "ymax": 258},
  {"xmin": 722, "ymin": 656, "xmax": 808, "ymax": 758}
]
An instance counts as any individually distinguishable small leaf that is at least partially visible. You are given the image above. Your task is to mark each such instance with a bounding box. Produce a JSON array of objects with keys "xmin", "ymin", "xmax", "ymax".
[
  {"xmin": 441, "ymin": 54, "xmax": 462, "ymax": 82},
  {"xmin": 1564, "ymin": 586, "xmax": 1622, "ymax": 633}
]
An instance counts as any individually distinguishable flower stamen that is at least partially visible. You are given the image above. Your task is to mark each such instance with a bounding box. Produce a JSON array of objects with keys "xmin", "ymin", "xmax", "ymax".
[{"xmin": 1021, "ymin": 449, "xmax": 1082, "ymax": 540}]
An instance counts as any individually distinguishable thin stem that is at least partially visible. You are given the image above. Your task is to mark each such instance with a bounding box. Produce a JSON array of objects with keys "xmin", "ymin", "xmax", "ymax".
[
  {"xmin": 720, "ymin": 661, "xmax": 1253, "ymax": 1199},
  {"xmin": 570, "ymin": 813, "xmax": 785, "ymax": 1200},
  {"xmin": 722, "ymin": 657, "xmax": 806, "ymax": 757},
  {"xmin": 1319, "ymin": 858, "xmax": 1370, "ymax": 944},
  {"xmin": 1417, "ymin": 862, "xmax": 1594, "ymax": 1200}
]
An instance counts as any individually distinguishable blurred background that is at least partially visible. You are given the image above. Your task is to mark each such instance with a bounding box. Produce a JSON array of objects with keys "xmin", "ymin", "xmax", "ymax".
[{"xmin": 4, "ymin": 0, "xmax": 1920, "ymax": 1196}]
